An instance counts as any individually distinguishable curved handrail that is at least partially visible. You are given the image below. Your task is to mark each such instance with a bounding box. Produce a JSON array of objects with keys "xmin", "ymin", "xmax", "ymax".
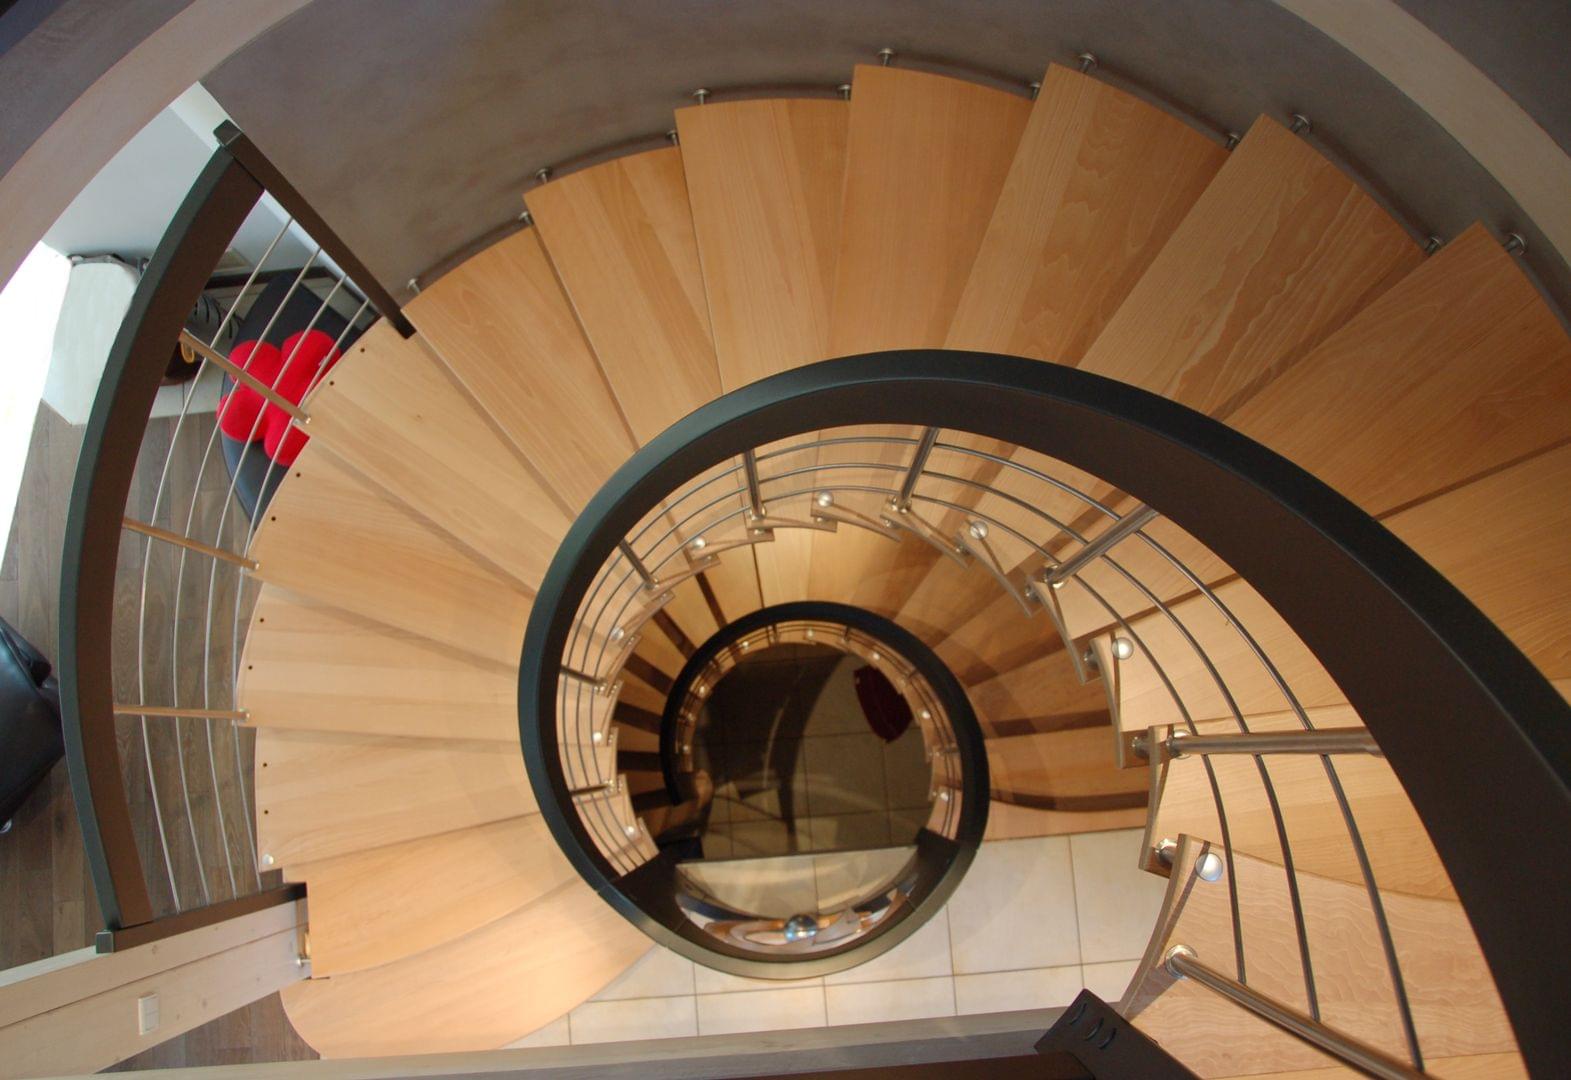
[
  {"xmin": 518, "ymin": 349, "xmax": 1571, "ymax": 1076},
  {"xmin": 58, "ymin": 133, "xmax": 403, "ymax": 948}
]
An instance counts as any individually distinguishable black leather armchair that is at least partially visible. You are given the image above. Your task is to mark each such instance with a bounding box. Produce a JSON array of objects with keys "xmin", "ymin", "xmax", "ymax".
[{"xmin": 0, "ymin": 617, "xmax": 62, "ymax": 831}]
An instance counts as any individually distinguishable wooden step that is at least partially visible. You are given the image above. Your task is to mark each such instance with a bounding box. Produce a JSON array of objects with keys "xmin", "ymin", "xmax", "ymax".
[
  {"xmin": 663, "ymin": 573, "xmax": 726, "ymax": 644},
  {"xmin": 254, "ymin": 728, "xmax": 534, "ymax": 866},
  {"xmin": 1124, "ymin": 836, "xmax": 1514, "ymax": 1075},
  {"xmin": 1050, "ymin": 512, "xmax": 1235, "ymax": 644},
  {"xmin": 292, "ymin": 816, "xmax": 578, "ymax": 976},
  {"xmin": 677, "ymin": 98, "xmax": 847, "ymax": 389},
  {"xmin": 248, "ymin": 442, "xmax": 532, "ymax": 667},
  {"xmin": 527, "ymin": 147, "xmax": 721, "ymax": 445},
  {"xmin": 406, "ymin": 228, "xmax": 638, "ymax": 513},
  {"xmin": 1384, "ymin": 440, "xmax": 1571, "ymax": 679},
  {"xmin": 966, "ymin": 641, "xmax": 1112, "ymax": 735},
  {"xmin": 921, "ymin": 67, "xmax": 1221, "ymax": 575},
  {"xmin": 1146, "ymin": 713, "xmax": 1453, "ymax": 900},
  {"xmin": 303, "ymin": 322, "xmax": 571, "ymax": 588},
  {"xmin": 238, "ymin": 586, "xmax": 517, "ymax": 741},
  {"xmin": 933, "ymin": 588, "xmax": 1058, "ymax": 687},
  {"xmin": 281, "ymin": 878, "xmax": 649, "ymax": 1056},
  {"xmin": 615, "ymin": 722, "xmax": 660, "ymax": 755},
  {"xmin": 629, "ymin": 620, "xmax": 686, "ymax": 684},
  {"xmin": 1048, "ymin": 227, "xmax": 1571, "ymax": 644},
  {"xmin": 987, "ymin": 725, "xmax": 1148, "ymax": 813},
  {"xmin": 1227, "ymin": 223, "xmax": 1571, "ymax": 519},
  {"xmin": 804, "ymin": 67, "xmax": 1029, "ymax": 608},
  {"xmin": 804, "ymin": 436, "xmax": 943, "ymax": 612},
  {"xmin": 1103, "ymin": 577, "xmax": 1342, "ymax": 732},
  {"xmin": 948, "ymin": 63, "xmax": 1226, "ymax": 365},
  {"xmin": 830, "ymin": 64, "xmax": 1030, "ymax": 353},
  {"xmin": 1078, "ymin": 114, "xmax": 1421, "ymax": 418},
  {"xmin": 983, "ymin": 797, "xmax": 1147, "ymax": 840}
]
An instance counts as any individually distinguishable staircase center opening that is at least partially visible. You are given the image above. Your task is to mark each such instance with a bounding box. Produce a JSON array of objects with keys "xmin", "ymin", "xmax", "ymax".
[{"xmin": 694, "ymin": 641, "xmax": 934, "ymax": 862}]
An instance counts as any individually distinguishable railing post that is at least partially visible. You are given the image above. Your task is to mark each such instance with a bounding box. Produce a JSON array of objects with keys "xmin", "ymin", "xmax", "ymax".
[
  {"xmin": 213, "ymin": 122, "xmax": 415, "ymax": 338},
  {"xmin": 59, "ymin": 147, "xmax": 264, "ymax": 931}
]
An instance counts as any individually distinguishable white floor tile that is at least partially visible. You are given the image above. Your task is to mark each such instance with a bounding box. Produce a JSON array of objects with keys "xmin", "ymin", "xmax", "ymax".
[
  {"xmin": 503, "ymin": 1014, "xmax": 570, "ymax": 1048},
  {"xmin": 947, "ymin": 836, "xmax": 1080, "ymax": 973},
  {"xmin": 697, "ymin": 986, "xmax": 827, "ymax": 1035},
  {"xmin": 591, "ymin": 945, "xmax": 695, "ymax": 1001},
  {"xmin": 825, "ymin": 976, "xmax": 956, "ymax": 1026},
  {"xmin": 1070, "ymin": 829, "xmax": 1168, "ymax": 963},
  {"xmin": 953, "ymin": 966, "xmax": 1082, "ymax": 1015},
  {"xmin": 568, "ymin": 996, "xmax": 697, "ymax": 1044},
  {"xmin": 825, "ymin": 907, "xmax": 953, "ymax": 985},
  {"xmin": 1082, "ymin": 959, "xmax": 1141, "ymax": 1002},
  {"xmin": 693, "ymin": 965, "xmax": 823, "ymax": 995}
]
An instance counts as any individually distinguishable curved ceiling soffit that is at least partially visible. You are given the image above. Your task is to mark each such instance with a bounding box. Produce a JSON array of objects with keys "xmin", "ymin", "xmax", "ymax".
[
  {"xmin": 1275, "ymin": 0, "xmax": 1571, "ymax": 318},
  {"xmin": 0, "ymin": 0, "xmax": 1537, "ymax": 320},
  {"xmin": 0, "ymin": 0, "xmax": 310, "ymax": 292},
  {"xmin": 200, "ymin": 0, "xmax": 1571, "ymax": 316}
]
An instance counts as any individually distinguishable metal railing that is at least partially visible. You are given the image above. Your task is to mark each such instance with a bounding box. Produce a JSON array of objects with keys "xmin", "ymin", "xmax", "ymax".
[
  {"xmin": 572, "ymin": 422, "xmax": 1421, "ymax": 1019},
  {"xmin": 547, "ymin": 535, "xmax": 990, "ymax": 970},
  {"xmin": 59, "ymin": 127, "xmax": 408, "ymax": 951},
  {"xmin": 517, "ymin": 353, "xmax": 1571, "ymax": 1076}
]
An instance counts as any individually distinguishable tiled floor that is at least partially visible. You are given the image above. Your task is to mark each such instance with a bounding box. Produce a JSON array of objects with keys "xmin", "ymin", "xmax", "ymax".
[
  {"xmin": 508, "ymin": 828, "xmax": 1167, "ymax": 1048},
  {"xmin": 698, "ymin": 650, "xmax": 933, "ymax": 859}
]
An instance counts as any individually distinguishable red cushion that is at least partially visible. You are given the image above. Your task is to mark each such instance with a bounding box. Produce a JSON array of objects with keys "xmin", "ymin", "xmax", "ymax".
[{"xmin": 217, "ymin": 329, "xmax": 341, "ymax": 466}]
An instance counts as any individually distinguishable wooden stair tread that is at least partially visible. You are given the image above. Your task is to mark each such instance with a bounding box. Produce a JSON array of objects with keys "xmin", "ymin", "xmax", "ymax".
[
  {"xmin": 1051, "ymin": 511, "xmax": 1235, "ymax": 644},
  {"xmin": 1078, "ymin": 114, "xmax": 1421, "ymax": 418},
  {"xmin": 614, "ymin": 722, "xmax": 660, "ymax": 755},
  {"xmin": 304, "ymin": 321, "xmax": 571, "ymax": 588},
  {"xmin": 1227, "ymin": 223, "xmax": 1571, "ymax": 519},
  {"xmin": 1047, "ymin": 222, "xmax": 1571, "ymax": 641},
  {"xmin": 1125, "ymin": 837, "xmax": 1513, "ymax": 1074},
  {"xmin": 987, "ymin": 726, "xmax": 1148, "ymax": 810},
  {"xmin": 1108, "ymin": 577, "xmax": 1342, "ymax": 730},
  {"xmin": 281, "ymin": 878, "xmax": 649, "ymax": 1057},
  {"xmin": 294, "ymin": 816, "xmax": 577, "ymax": 976},
  {"xmin": 677, "ymin": 98, "xmax": 847, "ymax": 390},
  {"xmin": 255, "ymin": 728, "xmax": 535, "ymax": 866},
  {"xmin": 1384, "ymin": 440, "xmax": 1571, "ymax": 679},
  {"xmin": 1148, "ymin": 712, "xmax": 1454, "ymax": 900},
  {"xmin": 830, "ymin": 64, "xmax": 1030, "ymax": 353},
  {"xmin": 406, "ymin": 228, "xmax": 637, "ymax": 513},
  {"xmin": 249, "ymin": 442, "xmax": 532, "ymax": 667},
  {"xmin": 947, "ymin": 63, "xmax": 1227, "ymax": 364},
  {"xmin": 528, "ymin": 146, "xmax": 721, "ymax": 445},
  {"xmin": 804, "ymin": 518, "xmax": 944, "ymax": 622},
  {"xmin": 983, "ymin": 798, "xmax": 1148, "ymax": 840},
  {"xmin": 966, "ymin": 642, "xmax": 1111, "ymax": 733},
  {"xmin": 238, "ymin": 586, "xmax": 517, "ymax": 741}
]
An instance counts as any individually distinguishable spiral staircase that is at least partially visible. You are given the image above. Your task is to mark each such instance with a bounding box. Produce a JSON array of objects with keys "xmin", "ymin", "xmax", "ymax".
[{"xmin": 186, "ymin": 59, "xmax": 1571, "ymax": 1073}]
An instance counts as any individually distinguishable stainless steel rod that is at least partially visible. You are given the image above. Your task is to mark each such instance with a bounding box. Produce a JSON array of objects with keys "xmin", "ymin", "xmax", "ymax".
[
  {"xmin": 560, "ymin": 665, "xmax": 602, "ymax": 687},
  {"xmin": 741, "ymin": 449, "xmax": 766, "ymax": 519},
  {"xmin": 121, "ymin": 516, "xmax": 259, "ymax": 569},
  {"xmin": 1170, "ymin": 727, "xmax": 1382, "ymax": 758},
  {"xmin": 114, "ymin": 705, "xmax": 249, "ymax": 721},
  {"xmin": 1165, "ymin": 947, "xmax": 1422, "ymax": 1080},
  {"xmin": 178, "ymin": 330, "xmax": 309, "ymax": 422},
  {"xmin": 618, "ymin": 540, "xmax": 657, "ymax": 589},
  {"xmin": 894, "ymin": 427, "xmax": 941, "ymax": 511},
  {"xmin": 1045, "ymin": 503, "xmax": 1158, "ymax": 584}
]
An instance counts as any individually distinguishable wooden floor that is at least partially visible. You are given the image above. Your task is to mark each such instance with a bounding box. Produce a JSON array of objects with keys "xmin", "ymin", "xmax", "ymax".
[{"xmin": 0, "ymin": 403, "xmax": 316, "ymax": 1068}]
